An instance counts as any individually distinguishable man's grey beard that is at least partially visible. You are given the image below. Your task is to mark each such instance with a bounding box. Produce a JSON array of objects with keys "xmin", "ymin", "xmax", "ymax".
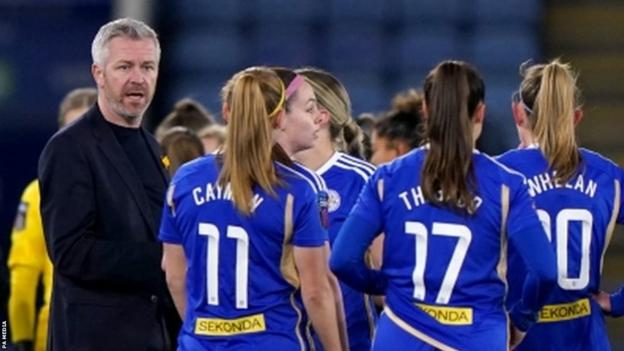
[{"xmin": 109, "ymin": 99, "xmax": 145, "ymax": 124}]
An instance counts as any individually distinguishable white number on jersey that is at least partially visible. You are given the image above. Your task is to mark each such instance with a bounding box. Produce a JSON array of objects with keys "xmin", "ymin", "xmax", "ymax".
[
  {"xmin": 199, "ymin": 223, "xmax": 250, "ymax": 309},
  {"xmin": 536, "ymin": 209, "xmax": 592, "ymax": 290},
  {"xmin": 405, "ymin": 221, "xmax": 472, "ymax": 304}
]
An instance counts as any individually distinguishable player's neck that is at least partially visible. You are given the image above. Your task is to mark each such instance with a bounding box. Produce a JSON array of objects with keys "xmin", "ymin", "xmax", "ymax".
[{"xmin": 294, "ymin": 138, "xmax": 334, "ymax": 171}]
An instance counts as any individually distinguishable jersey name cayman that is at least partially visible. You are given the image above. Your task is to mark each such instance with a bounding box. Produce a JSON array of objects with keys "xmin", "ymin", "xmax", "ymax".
[{"xmin": 192, "ymin": 182, "xmax": 265, "ymax": 212}]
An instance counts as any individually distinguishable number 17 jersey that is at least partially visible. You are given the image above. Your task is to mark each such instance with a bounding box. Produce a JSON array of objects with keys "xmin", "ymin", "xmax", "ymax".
[
  {"xmin": 349, "ymin": 147, "xmax": 545, "ymax": 350},
  {"xmin": 159, "ymin": 155, "xmax": 327, "ymax": 350}
]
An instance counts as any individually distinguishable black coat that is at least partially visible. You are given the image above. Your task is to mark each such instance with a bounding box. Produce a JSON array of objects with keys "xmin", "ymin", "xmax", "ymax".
[{"xmin": 38, "ymin": 105, "xmax": 181, "ymax": 351}]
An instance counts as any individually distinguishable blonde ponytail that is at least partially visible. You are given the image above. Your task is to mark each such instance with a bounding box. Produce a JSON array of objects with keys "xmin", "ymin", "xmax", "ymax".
[
  {"xmin": 522, "ymin": 59, "xmax": 581, "ymax": 183},
  {"xmin": 219, "ymin": 67, "xmax": 284, "ymax": 214}
]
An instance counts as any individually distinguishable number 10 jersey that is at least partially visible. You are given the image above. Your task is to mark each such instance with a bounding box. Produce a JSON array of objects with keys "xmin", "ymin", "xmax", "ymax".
[{"xmin": 498, "ymin": 146, "xmax": 624, "ymax": 351}]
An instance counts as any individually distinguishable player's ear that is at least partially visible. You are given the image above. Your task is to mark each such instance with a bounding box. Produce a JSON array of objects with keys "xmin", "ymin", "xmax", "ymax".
[
  {"xmin": 221, "ymin": 103, "xmax": 230, "ymax": 124},
  {"xmin": 272, "ymin": 109, "xmax": 285, "ymax": 129},
  {"xmin": 573, "ymin": 108, "xmax": 583, "ymax": 126},
  {"xmin": 395, "ymin": 140, "xmax": 410, "ymax": 156},
  {"xmin": 473, "ymin": 102, "xmax": 485, "ymax": 124},
  {"xmin": 315, "ymin": 107, "xmax": 331, "ymax": 126},
  {"xmin": 421, "ymin": 100, "xmax": 429, "ymax": 120}
]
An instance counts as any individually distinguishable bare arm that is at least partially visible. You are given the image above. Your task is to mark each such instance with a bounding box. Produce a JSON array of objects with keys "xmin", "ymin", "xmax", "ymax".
[
  {"xmin": 323, "ymin": 243, "xmax": 349, "ymax": 351},
  {"xmin": 295, "ymin": 245, "xmax": 343, "ymax": 351},
  {"xmin": 369, "ymin": 234, "xmax": 384, "ymax": 269},
  {"xmin": 367, "ymin": 234, "xmax": 386, "ymax": 307},
  {"xmin": 162, "ymin": 243, "xmax": 187, "ymax": 318}
]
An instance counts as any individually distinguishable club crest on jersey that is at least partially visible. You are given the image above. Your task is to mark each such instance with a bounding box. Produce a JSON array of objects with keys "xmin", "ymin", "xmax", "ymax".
[{"xmin": 327, "ymin": 189, "xmax": 341, "ymax": 213}]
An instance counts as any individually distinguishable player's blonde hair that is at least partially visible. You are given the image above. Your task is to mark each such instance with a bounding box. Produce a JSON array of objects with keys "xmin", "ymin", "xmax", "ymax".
[
  {"xmin": 519, "ymin": 59, "xmax": 582, "ymax": 183},
  {"xmin": 296, "ymin": 68, "xmax": 367, "ymax": 159},
  {"xmin": 58, "ymin": 87, "xmax": 97, "ymax": 127},
  {"xmin": 218, "ymin": 67, "xmax": 284, "ymax": 214}
]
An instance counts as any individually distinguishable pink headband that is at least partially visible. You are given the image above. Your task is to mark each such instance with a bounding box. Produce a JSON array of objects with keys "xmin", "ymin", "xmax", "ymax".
[{"xmin": 285, "ymin": 74, "xmax": 305, "ymax": 100}]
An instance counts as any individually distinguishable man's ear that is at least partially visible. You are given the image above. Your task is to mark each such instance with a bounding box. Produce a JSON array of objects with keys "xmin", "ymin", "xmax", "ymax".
[{"xmin": 92, "ymin": 64, "xmax": 104, "ymax": 89}]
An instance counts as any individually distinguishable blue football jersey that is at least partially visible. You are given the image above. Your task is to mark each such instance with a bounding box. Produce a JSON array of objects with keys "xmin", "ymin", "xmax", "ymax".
[
  {"xmin": 159, "ymin": 155, "xmax": 328, "ymax": 350},
  {"xmin": 498, "ymin": 146, "xmax": 624, "ymax": 351},
  {"xmin": 283, "ymin": 161, "xmax": 330, "ymax": 229},
  {"xmin": 317, "ymin": 152, "xmax": 376, "ymax": 244},
  {"xmin": 349, "ymin": 146, "xmax": 546, "ymax": 350},
  {"xmin": 315, "ymin": 152, "xmax": 377, "ymax": 351}
]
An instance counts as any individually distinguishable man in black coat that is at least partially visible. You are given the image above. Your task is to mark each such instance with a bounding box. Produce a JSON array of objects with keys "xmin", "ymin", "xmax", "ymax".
[{"xmin": 38, "ymin": 18, "xmax": 180, "ymax": 350}]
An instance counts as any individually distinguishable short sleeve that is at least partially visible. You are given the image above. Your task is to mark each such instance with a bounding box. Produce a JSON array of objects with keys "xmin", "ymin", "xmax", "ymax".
[
  {"xmin": 291, "ymin": 186, "xmax": 328, "ymax": 247},
  {"xmin": 347, "ymin": 168, "xmax": 384, "ymax": 232},
  {"xmin": 158, "ymin": 183, "xmax": 183, "ymax": 244}
]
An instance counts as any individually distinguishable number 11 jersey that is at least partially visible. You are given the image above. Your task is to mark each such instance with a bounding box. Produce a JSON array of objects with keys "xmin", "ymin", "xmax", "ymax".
[{"xmin": 159, "ymin": 155, "xmax": 327, "ymax": 350}]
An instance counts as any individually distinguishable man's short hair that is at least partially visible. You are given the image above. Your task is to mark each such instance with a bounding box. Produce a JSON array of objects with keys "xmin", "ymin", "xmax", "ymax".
[{"xmin": 91, "ymin": 17, "xmax": 160, "ymax": 65}]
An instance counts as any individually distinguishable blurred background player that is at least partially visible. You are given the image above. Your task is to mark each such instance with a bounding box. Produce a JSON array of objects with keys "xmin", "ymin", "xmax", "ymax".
[
  {"xmin": 369, "ymin": 89, "xmax": 424, "ymax": 166},
  {"xmin": 160, "ymin": 67, "xmax": 345, "ymax": 350},
  {"xmin": 159, "ymin": 126, "xmax": 205, "ymax": 177},
  {"xmin": 354, "ymin": 113, "xmax": 375, "ymax": 161},
  {"xmin": 8, "ymin": 87, "xmax": 96, "ymax": 351},
  {"xmin": 155, "ymin": 97, "xmax": 215, "ymax": 142},
  {"xmin": 331, "ymin": 60, "xmax": 557, "ymax": 350},
  {"xmin": 293, "ymin": 67, "xmax": 377, "ymax": 351},
  {"xmin": 197, "ymin": 124, "xmax": 226, "ymax": 155},
  {"xmin": 498, "ymin": 59, "xmax": 624, "ymax": 351}
]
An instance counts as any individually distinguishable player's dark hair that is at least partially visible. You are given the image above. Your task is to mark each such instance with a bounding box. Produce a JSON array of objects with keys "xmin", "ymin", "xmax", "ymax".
[{"xmin": 422, "ymin": 60, "xmax": 484, "ymax": 214}]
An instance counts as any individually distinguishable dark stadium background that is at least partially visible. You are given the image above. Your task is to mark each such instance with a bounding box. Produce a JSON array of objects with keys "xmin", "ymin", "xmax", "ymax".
[{"xmin": 0, "ymin": 0, "xmax": 622, "ymax": 348}]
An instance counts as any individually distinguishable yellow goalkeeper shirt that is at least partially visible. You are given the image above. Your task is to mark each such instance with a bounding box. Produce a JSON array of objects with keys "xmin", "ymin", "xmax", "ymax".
[{"xmin": 8, "ymin": 180, "xmax": 53, "ymax": 351}]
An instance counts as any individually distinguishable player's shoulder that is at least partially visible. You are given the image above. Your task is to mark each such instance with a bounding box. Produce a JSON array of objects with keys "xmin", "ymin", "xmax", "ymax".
[
  {"xmin": 320, "ymin": 151, "xmax": 375, "ymax": 181},
  {"xmin": 474, "ymin": 150, "xmax": 527, "ymax": 186},
  {"xmin": 497, "ymin": 146, "xmax": 540, "ymax": 162},
  {"xmin": 335, "ymin": 152, "xmax": 376, "ymax": 175},
  {"xmin": 580, "ymin": 148, "xmax": 622, "ymax": 176},
  {"xmin": 279, "ymin": 161, "xmax": 327, "ymax": 194},
  {"xmin": 21, "ymin": 179, "xmax": 40, "ymax": 202},
  {"xmin": 172, "ymin": 154, "xmax": 217, "ymax": 184},
  {"xmin": 378, "ymin": 145, "xmax": 425, "ymax": 176}
]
